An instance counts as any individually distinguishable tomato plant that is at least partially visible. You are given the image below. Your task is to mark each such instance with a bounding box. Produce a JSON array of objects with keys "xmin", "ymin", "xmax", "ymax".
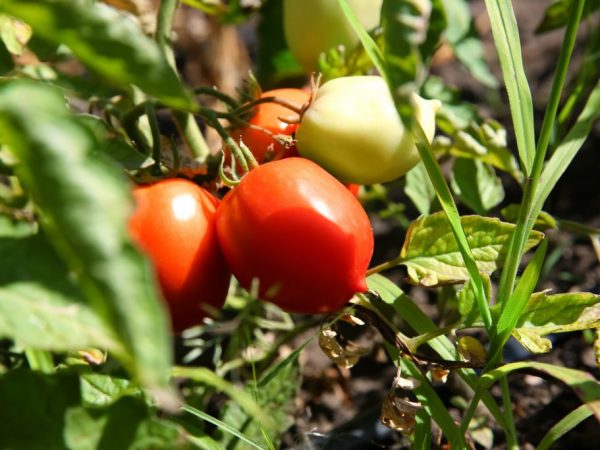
[
  {"xmin": 232, "ymin": 88, "xmax": 310, "ymax": 163},
  {"xmin": 284, "ymin": 0, "xmax": 382, "ymax": 72},
  {"xmin": 129, "ymin": 179, "xmax": 231, "ymax": 332},
  {"xmin": 216, "ymin": 157, "xmax": 373, "ymax": 314}
]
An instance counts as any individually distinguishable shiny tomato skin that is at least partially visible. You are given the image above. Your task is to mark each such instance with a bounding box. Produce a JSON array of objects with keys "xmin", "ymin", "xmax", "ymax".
[
  {"xmin": 129, "ymin": 179, "xmax": 231, "ymax": 332},
  {"xmin": 233, "ymin": 88, "xmax": 310, "ymax": 163},
  {"xmin": 215, "ymin": 157, "xmax": 373, "ymax": 314}
]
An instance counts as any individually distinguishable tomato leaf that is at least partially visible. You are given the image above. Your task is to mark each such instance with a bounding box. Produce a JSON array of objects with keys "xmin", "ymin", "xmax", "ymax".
[
  {"xmin": 78, "ymin": 114, "xmax": 154, "ymax": 170},
  {"xmin": 0, "ymin": 229, "xmax": 122, "ymax": 353},
  {"xmin": 450, "ymin": 159, "xmax": 505, "ymax": 215},
  {"xmin": 440, "ymin": 0, "xmax": 497, "ymax": 87},
  {"xmin": 0, "ymin": 80, "xmax": 173, "ymax": 390},
  {"xmin": 405, "ymin": 162, "xmax": 436, "ymax": 215},
  {"xmin": 0, "ymin": 0, "xmax": 195, "ymax": 110},
  {"xmin": 398, "ymin": 212, "xmax": 544, "ymax": 286},
  {"xmin": 457, "ymin": 274, "xmax": 492, "ymax": 325},
  {"xmin": 511, "ymin": 292, "xmax": 600, "ymax": 353}
]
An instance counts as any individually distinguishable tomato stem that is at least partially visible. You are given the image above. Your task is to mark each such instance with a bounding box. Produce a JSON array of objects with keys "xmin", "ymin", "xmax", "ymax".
[{"xmin": 366, "ymin": 257, "xmax": 402, "ymax": 276}]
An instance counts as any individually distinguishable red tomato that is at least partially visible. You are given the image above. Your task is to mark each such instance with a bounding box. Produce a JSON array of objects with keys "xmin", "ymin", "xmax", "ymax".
[
  {"xmin": 216, "ymin": 158, "xmax": 373, "ymax": 314},
  {"xmin": 129, "ymin": 179, "xmax": 231, "ymax": 332},
  {"xmin": 233, "ymin": 88, "xmax": 310, "ymax": 163}
]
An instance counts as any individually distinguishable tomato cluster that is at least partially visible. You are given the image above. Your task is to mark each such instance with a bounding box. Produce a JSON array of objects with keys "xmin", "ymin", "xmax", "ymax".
[{"xmin": 129, "ymin": 70, "xmax": 440, "ymax": 331}]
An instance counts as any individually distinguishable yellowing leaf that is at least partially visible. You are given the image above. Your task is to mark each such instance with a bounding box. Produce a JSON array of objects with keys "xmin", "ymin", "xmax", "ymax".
[{"xmin": 399, "ymin": 212, "xmax": 544, "ymax": 286}]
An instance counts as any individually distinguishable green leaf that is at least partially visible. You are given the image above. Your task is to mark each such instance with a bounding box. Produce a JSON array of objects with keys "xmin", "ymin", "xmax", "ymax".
[
  {"xmin": 518, "ymin": 292, "xmax": 600, "ymax": 328},
  {"xmin": 0, "ymin": 369, "xmax": 82, "ymax": 450},
  {"xmin": 483, "ymin": 0, "xmax": 535, "ymax": 175},
  {"xmin": 0, "ymin": 231, "xmax": 122, "ymax": 353},
  {"xmin": 501, "ymin": 204, "xmax": 557, "ymax": 231},
  {"xmin": 457, "ymin": 273, "xmax": 492, "ymax": 325},
  {"xmin": 422, "ymin": 76, "xmax": 479, "ymax": 130},
  {"xmin": 0, "ymin": 0, "xmax": 194, "ymax": 110},
  {"xmin": 0, "ymin": 80, "xmax": 172, "ymax": 390},
  {"xmin": 405, "ymin": 162, "xmax": 436, "ymax": 215},
  {"xmin": 439, "ymin": 0, "xmax": 497, "ymax": 87},
  {"xmin": 0, "ymin": 14, "xmax": 30, "ymax": 55},
  {"xmin": 79, "ymin": 373, "xmax": 141, "ymax": 408},
  {"xmin": 78, "ymin": 114, "xmax": 154, "ymax": 170},
  {"xmin": 511, "ymin": 292, "xmax": 600, "ymax": 353},
  {"xmin": 65, "ymin": 397, "xmax": 198, "ymax": 450},
  {"xmin": 434, "ymin": 119, "xmax": 522, "ymax": 182},
  {"xmin": 398, "ymin": 212, "xmax": 544, "ymax": 286},
  {"xmin": 451, "ymin": 158, "xmax": 505, "ymax": 215},
  {"xmin": 536, "ymin": 0, "xmax": 600, "ymax": 33},
  {"xmin": 481, "ymin": 361, "xmax": 600, "ymax": 421}
]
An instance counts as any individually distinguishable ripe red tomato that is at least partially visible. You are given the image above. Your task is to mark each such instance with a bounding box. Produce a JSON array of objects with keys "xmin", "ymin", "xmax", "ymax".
[
  {"xmin": 129, "ymin": 179, "xmax": 231, "ymax": 332},
  {"xmin": 233, "ymin": 88, "xmax": 310, "ymax": 163},
  {"xmin": 215, "ymin": 157, "xmax": 373, "ymax": 314}
]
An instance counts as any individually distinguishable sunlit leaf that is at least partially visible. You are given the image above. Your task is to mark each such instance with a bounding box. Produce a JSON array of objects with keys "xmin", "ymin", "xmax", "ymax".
[
  {"xmin": 398, "ymin": 212, "xmax": 544, "ymax": 286},
  {"xmin": 0, "ymin": 80, "xmax": 172, "ymax": 390},
  {"xmin": 0, "ymin": 0, "xmax": 194, "ymax": 109}
]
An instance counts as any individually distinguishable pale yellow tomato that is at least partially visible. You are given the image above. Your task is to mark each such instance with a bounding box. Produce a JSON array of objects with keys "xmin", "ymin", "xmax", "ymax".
[{"xmin": 296, "ymin": 75, "xmax": 441, "ymax": 184}]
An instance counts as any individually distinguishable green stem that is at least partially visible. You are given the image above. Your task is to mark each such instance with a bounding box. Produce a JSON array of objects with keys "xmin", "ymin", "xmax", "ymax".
[
  {"xmin": 156, "ymin": 0, "xmax": 210, "ymax": 161},
  {"xmin": 459, "ymin": 388, "xmax": 482, "ymax": 435},
  {"xmin": 121, "ymin": 101, "xmax": 153, "ymax": 155},
  {"xmin": 501, "ymin": 377, "xmax": 519, "ymax": 449},
  {"xmin": 366, "ymin": 257, "xmax": 402, "ymax": 276},
  {"xmin": 194, "ymin": 86, "xmax": 240, "ymax": 109},
  {"xmin": 25, "ymin": 349, "xmax": 54, "ymax": 373},
  {"xmin": 145, "ymin": 102, "xmax": 163, "ymax": 175},
  {"xmin": 406, "ymin": 322, "xmax": 485, "ymax": 352}
]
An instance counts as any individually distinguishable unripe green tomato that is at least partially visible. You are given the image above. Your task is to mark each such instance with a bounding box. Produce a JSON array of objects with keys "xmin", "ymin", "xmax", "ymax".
[
  {"xmin": 296, "ymin": 76, "xmax": 441, "ymax": 184},
  {"xmin": 284, "ymin": 0, "xmax": 382, "ymax": 72}
]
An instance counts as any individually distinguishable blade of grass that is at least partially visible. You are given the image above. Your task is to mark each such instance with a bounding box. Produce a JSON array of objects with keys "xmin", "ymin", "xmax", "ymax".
[
  {"xmin": 535, "ymin": 404, "xmax": 594, "ymax": 450},
  {"xmin": 172, "ymin": 366, "xmax": 275, "ymax": 430},
  {"xmin": 488, "ymin": 239, "xmax": 548, "ymax": 365},
  {"xmin": 483, "ymin": 0, "xmax": 535, "ymax": 175},
  {"xmin": 336, "ymin": 0, "xmax": 388, "ymax": 83},
  {"xmin": 494, "ymin": 0, "xmax": 585, "ymax": 316},
  {"xmin": 182, "ymin": 404, "xmax": 265, "ymax": 450}
]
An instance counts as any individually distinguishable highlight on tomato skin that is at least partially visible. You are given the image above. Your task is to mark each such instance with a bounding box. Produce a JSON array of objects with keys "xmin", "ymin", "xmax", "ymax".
[
  {"xmin": 232, "ymin": 88, "xmax": 310, "ymax": 163},
  {"xmin": 128, "ymin": 178, "xmax": 231, "ymax": 333},
  {"xmin": 215, "ymin": 157, "xmax": 374, "ymax": 314}
]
